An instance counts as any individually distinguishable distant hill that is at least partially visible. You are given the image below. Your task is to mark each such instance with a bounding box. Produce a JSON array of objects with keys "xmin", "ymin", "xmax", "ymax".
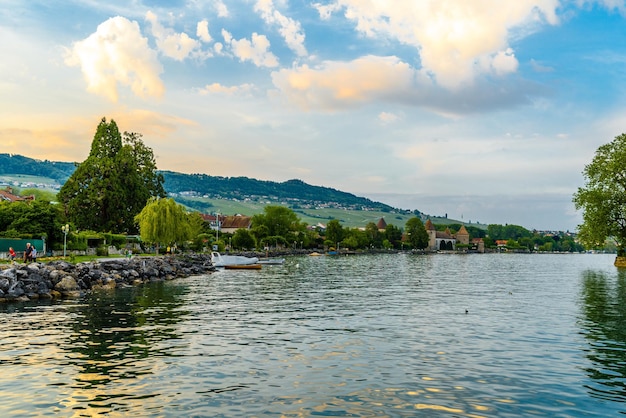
[
  {"xmin": 160, "ymin": 171, "xmax": 394, "ymax": 212},
  {"xmin": 0, "ymin": 154, "xmax": 397, "ymax": 213},
  {"xmin": 0, "ymin": 153, "xmax": 76, "ymax": 183}
]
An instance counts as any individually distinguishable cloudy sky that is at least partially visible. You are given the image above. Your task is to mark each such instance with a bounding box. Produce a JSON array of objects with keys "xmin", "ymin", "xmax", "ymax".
[{"xmin": 1, "ymin": 1, "xmax": 625, "ymax": 231}]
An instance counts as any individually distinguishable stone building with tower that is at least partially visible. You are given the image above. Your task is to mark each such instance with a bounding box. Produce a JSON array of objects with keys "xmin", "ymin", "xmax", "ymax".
[{"xmin": 424, "ymin": 219, "xmax": 471, "ymax": 251}]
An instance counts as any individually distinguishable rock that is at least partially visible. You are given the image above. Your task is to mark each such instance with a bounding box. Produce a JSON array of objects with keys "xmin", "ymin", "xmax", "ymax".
[
  {"xmin": 0, "ymin": 254, "xmax": 216, "ymax": 303},
  {"xmin": 55, "ymin": 276, "xmax": 79, "ymax": 292}
]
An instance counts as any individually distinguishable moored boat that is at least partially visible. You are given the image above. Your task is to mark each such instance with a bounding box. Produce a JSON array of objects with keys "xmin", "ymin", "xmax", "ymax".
[
  {"xmin": 211, "ymin": 251, "xmax": 259, "ymax": 268},
  {"xmin": 224, "ymin": 264, "xmax": 262, "ymax": 270}
]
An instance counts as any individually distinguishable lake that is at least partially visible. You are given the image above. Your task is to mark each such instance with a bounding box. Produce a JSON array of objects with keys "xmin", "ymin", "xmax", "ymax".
[{"xmin": 0, "ymin": 253, "xmax": 624, "ymax": 417}]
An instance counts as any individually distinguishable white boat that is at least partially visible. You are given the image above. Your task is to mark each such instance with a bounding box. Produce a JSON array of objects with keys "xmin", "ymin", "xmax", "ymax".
[{"xmin": 211, "ymin": 251, "xmax": 259, "ymax": 268}]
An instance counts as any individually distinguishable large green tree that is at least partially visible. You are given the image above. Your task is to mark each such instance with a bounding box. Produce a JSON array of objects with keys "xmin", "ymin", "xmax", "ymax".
[
  {"xmin": 58, "ymin": 118, "xmax": 165, "ymax": 233},
  {"xmin": 134, "ymin": 197, "xmax": 192, "ymax": 254},
  {"xmin": 573, "ymin": 133, "xmax": 626, "ymax": 256},
  {"xmin": 251, "ymin": 206, "xmax": 305, "ymax": 244},
  {"xmin": 405, "ymin": 217, "xmax": 429, "ymax": 249},
  {"xmin": 0, "ymin": 200, "xmax": 63, "ymax": 243}
]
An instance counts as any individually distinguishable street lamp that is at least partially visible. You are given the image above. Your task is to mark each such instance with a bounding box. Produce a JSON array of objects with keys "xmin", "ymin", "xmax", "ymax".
[{"xmin": 61, "ymin": 224, "xmax": 69, "ymax": 257}]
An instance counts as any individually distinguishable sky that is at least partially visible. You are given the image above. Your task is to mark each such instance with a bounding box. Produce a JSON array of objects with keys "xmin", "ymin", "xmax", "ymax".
[{"xmin": 1, "ymin": 1, "xmax": 626, "ymax": 232}]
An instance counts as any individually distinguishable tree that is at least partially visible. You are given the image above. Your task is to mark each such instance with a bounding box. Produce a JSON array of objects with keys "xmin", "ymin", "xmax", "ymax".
[
  {"xmin": 574, "ymin": 133, "xmax": 626, "ymax": 256},
  {"xmin": 0, "ymin": 200, "xmax": 64, "ymax": 244},
  {"xmin": 232, "ymin": 229, "xmax": 257, "ymax": 250},
  {"xmin": 384, "ymin": 224, "xmax": 403, "ymax": 249},
  {"xmin": 58, "ymin": 117, "xmax": 165, "ymax": 233},
  {"xmin": 134, "ymin": 197, "xmax": 191, "ymax": 254},
  {"xmin": 364, "ymin": 222, "xmax": 381, "ymax": 248},
  {"xmin": 251, "ymin": 206, "xmax": 304, "ymax": 243},
  {"xmin": 325, "ymin": 219, "xmax": 344, "ymax": 245},
  {"xmin": 405, "ymin": 217, "xmax": 429, "ymax": 249}
]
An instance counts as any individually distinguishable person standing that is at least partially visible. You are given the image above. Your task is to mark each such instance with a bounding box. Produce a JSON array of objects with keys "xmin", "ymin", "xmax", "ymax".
[
  {"xmin": 24, "ymin": 242, "xmax": 32, "ymax": 262},
  {"xmin": 31, "ymin": 246, "xmax": 37, "ymax": 262},
  {"xmin": 8, "ymin": 247, "xmax": 16, "ymax": 262}
]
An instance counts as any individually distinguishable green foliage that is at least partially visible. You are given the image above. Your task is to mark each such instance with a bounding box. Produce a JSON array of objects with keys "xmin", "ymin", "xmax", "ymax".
[
  {"xmin": 19, "ymin": 188, "xmax": 57, "ymax": 202},
  {"xmin": 261, "ymin": 235, "xmax": 287, "ymax": 249},
  {"xmin": 325, "ymin": 219, "xmax": 344, "ymax": 244},
  {"xmin": 58, "ymin": 118, "xmax": 165, "ymax": 234},
  {"xmin": 405, "ymin": 217, "xmax": 429, "ymax": 249},
  {"xmin": 573, "ymin": 133, "xmax": 626, "ymax": 255},
  {"xmin": 251, "ymin": 206, "xmax": 306, "ymax": 244},
  {"xmin": 0, "ymin": 200, "xmax": 63, "ymax": 243},
  {"xmin": 102, "ymin": 233, "xmax": 127, "ymax": 249},
  {"xmin": 232, "ymin": 229, "xmax": 257, "ymax": 250},
  {"xmin": 487, "ymin": 224, "xmax": 532, "ymax": 240},
  {"xmin": 364, "ymin": 222, "xmax": 382, "ymax": 248},
  {"xmin": 384, "ymin": 224, "xmax": 403, "ymax": 249},
  {"xmin": 135, "ymin": 197, "xmax": 193, "ymax": 253}
]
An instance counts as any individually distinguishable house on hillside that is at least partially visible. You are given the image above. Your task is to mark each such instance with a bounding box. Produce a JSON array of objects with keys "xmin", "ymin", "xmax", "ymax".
[{"xmin": 0, "ymin": 187, "xmax": 34, "ymax": 202}]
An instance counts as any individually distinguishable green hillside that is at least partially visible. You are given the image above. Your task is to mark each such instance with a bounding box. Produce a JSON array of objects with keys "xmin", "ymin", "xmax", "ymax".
[{"xmin": 0, "ymin": 153, "xmax": 480, "ymax": 229}]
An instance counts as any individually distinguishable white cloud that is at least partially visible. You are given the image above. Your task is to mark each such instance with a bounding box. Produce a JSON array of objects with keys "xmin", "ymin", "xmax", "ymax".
[
  {"xmin": 200, "ymin": 82, "xmax": 256, "ymax": 96},
  {"xmin": 271, "ymin": 55, "xmax": 418, "ymax": 110},
  {"xmin": 254, "ymin": 0, "xmax": 307, "ymax": 56},
  {"xmin": 378, "ymin": 112, "xmax": 400, "ymax": 124},
  {"xmin": 317, "ymin": 1, "xmax": 561, "ymax": 89},
  {"xmin": 197, "ymin": 20, "xmax": 212, "ymax": 43},
  {"xmin": 64, "ymin": 16, "xmax": 164, "ymax": 102},
  {"xmin": 146, "ymin": 11, "xmax": 202, "ymax": 61},
  {"xmin": 530, "ymin": 58, "xmax": 554, "ymax": 72},
  {"xmin": 224, "ymin": 30, "xmax": 279, "ymax": 67},
  {"xmin": 312, "ymin": 2, "xmax": 342, "ymax": 20},
  {"xmin": 214, "ymin": 0, "xmax": 229, "ymax": 17}
]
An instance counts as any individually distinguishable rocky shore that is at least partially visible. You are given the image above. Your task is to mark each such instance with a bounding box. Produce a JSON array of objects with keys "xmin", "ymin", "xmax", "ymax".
[{"xmin": 0, "ymin": 254, "xmax": 216, "ymax": 303}]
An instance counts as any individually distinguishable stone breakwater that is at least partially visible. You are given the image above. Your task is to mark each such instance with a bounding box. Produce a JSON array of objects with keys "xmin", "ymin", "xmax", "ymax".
[{"xmin": 0, "ymin": 254, "xmax": 216, "ymax": 303}]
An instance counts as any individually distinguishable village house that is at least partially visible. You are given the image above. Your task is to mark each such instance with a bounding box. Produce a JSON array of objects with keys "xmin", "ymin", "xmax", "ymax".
[
  {"xmin": 0, "ymin": 187, "xmax": 34, "ymax": 202},
  {"xmin": 201, "ymin": 213, "xmax": 253, "ymax": 234}
]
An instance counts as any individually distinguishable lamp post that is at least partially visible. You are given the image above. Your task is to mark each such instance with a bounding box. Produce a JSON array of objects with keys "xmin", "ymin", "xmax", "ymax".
[{"xmin": 61, "ymin": 224, "xmax": 69, "ymax": 257}]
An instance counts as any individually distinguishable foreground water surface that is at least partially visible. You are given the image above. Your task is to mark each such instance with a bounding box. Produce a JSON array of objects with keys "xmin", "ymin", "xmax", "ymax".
[{"xmin": 1, "ymin": 253, "xmax": 625, "ymax": 417}]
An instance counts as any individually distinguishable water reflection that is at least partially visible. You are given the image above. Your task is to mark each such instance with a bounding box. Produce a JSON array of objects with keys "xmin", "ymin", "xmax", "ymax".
[
  {"xmin": 580, "ymin": 269, "xmax": 626, "ymax": 403},
  {"xmin": 61, "ymin": 282, "xmax": 190, "ymax": 412}
]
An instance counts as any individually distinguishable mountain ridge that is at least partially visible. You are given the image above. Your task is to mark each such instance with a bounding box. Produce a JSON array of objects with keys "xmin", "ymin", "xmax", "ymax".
[{"xmin": 0, "ymin": 153, "xmax": 402, "ymax": 214}]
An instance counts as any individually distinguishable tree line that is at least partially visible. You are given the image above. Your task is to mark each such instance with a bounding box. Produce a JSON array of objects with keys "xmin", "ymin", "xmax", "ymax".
[{"xmin": 2, "ymin": 118, "xmax": 624, "ymax": 256}]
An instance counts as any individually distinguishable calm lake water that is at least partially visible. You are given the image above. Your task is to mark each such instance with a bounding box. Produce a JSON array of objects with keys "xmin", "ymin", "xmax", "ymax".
[{"xmin": 1, "ymin": 253, "xmax": 625, "ymax": 417}]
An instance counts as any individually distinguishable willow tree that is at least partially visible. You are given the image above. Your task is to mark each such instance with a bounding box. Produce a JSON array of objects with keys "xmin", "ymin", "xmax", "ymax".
[
  {"xmin": 58, "ymin": 117, "xmax": 165, "ymax": 233},
  {"xmin": 573, "ymin": 133, "xmax": 626, "ymax": 262},
  {"xmin": 135, "ymin": 197, "xmax": 192, "ymax": 254}
]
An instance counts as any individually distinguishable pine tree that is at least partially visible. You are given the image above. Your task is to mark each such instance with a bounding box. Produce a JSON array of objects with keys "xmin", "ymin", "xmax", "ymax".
[{"xmin": 58, "ymin": 117, "xmax": 165, "ymax": 233}]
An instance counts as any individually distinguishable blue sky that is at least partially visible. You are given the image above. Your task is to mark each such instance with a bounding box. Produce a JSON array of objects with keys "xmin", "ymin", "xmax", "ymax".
[{"xmin": 1, "ymin": 1, "xmax": 626, "ymax": 231}]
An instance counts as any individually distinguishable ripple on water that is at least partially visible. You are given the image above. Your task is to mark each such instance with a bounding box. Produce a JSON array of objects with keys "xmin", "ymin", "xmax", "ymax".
[{"xmin": 0, "ymin": 253, "xmax": 624, "ymax": 416}]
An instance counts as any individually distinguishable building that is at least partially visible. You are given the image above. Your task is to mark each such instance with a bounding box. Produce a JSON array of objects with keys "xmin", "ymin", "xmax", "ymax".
[
  {"xmin": 0, "ymin": 187, "xmax": 34, "ymax": 202},
  {"xmin": 219, "ymin": 215, "xmax": 252, "ymax": 234},
  {"xmin": 424, "ymin": 220, "xmax": 482, "ymax": 252}
]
